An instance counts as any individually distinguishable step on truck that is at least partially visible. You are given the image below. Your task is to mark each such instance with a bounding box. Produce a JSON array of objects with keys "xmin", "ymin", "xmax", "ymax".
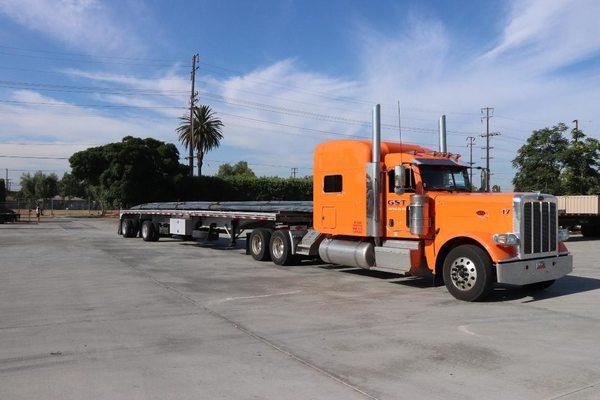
[{"xmin": 119, "ymin": 105, "xmax": 573, "ymax": 301}]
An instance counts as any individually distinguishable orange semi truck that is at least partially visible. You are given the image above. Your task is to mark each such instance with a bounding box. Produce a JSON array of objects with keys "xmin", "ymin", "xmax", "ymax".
[{"xmin": 119, "ymin": 105, "xmax": 572, "ymax": 301}]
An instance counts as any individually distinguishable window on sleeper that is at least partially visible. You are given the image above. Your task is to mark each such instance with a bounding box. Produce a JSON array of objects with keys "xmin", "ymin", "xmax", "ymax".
[{"xmin": 323, "ymin": 174, "xmax": 343, "ymax": 193}]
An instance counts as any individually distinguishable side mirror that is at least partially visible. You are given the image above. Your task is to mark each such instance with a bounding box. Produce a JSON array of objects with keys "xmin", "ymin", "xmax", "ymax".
[{"xmin": 394, "ymin": 165, "xmax": 405, "ymax": 195}]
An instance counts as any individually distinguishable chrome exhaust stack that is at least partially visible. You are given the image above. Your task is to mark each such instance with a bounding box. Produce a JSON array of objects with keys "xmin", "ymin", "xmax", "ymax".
[
  {"xmin": 439, "ymin": 114, "xmax": 447, "ymax": 153},
  {"xmin": 366, "ymin": 104, "xmax": 382, "ymax": 238},
  {"xmin": 372, "ymin": 104, "xmax": 381, "ymax": 163}
]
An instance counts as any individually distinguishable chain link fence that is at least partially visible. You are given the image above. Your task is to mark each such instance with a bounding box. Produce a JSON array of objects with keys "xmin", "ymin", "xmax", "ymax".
[{"xmin": 1, "ymin": 198, "xmax": 106, "ymax": 221}]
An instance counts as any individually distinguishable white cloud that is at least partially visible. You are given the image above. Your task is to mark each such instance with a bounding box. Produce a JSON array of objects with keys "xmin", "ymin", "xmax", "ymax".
[
  {"xmin": 0, "ymin": 89, "xmax": 176, "ymax": 149},
  {"xmin": 481, "ymin": 0, "xmax": 600, "ymax": 74},
  {"xmin": 0, "ymin": 0, "xmax": 141, "ymax": 54}
]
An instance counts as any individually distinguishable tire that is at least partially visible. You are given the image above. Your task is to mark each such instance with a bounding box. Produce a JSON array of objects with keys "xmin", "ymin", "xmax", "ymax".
[
  {"xmin": 269, "ymin": 230, "xmax": 296, "ymax": 266},
  {"xmin": 524, "ymin": 280, "xmax": 555, "ymax": 291},
  {"xmin": 151, "ymin": 223, "xmax": 160, "ymax": 241},
  {"xmin": 443, "ymin": 244, "xmax": 494, "ymax": 302},
  {"xmin": 121, "ymin": 219, "xmax": 137, "ymax": 238},
  {"xmin": 141, "ymin": 220, "xmax": 159, "ymax": 242},
  {"xmin": 249, "ymin": 228, "xmax": 272, "ymax": 261}
]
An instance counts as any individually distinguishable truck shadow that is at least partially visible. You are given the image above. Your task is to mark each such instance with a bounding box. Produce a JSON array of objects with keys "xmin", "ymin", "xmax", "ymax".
[
  {"xmin": 565, "ymin": 236, "xmax": 600, "ymax": 242},
  {"xmin": 486, "ymin": 275, "xmax": 600, "ymax": 302},
  {"xmin": 334, "ymin": 268, "xmax": 435, "ymax": 288}
]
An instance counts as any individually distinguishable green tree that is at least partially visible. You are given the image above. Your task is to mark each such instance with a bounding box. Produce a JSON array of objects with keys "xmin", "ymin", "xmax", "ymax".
[
  {"xmin": 19, "ymin": 171, "xmax": 58, "ymax": 202},
  {"xmin": 176, "ymin": 105, "xmax": 223, "ymax": 176},
  {"xmin": 513, "ymin": 124, "xmax": 600, "ymax": 194},
  {"xmin": 512, "ymin": 124, "xmax": 569, "ymax": 194},
  {"xmin": 59, "ymin": 172, "xmax": 87, "ymax": 199},
  {"xmin": 217, "ymin": 161, "xmax": 256, "ymax": 178},
  {"xmin": 561, "ymin": 128, "xmax": 600, "ymax": 194},
  {"xmin": 70, "ymin": 136, "xmax": 186, "ymax": 208},
  {"xmin": 36, "ymin": 172, "xmax": 59, "ymax": 200},
  {"xmin": 20, "ymin": 173, "xmax": 36, "ymax": 201}
]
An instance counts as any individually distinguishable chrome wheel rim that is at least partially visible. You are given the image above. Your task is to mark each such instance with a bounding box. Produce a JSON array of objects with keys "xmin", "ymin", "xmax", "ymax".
[
  {"xmin": 251, "ymin": 234, "xmax": 263, "ymax": 255},
  {"xmin": 450, "ymin": 257, "xmax": 477, "ymax": 291},
  {"xmin": 142, "ymin": 223, "xmax": 149, "ymax": 238},
  {"xmin": 272, "ymin": 236, "xmax": 284, "ymax": 259}
]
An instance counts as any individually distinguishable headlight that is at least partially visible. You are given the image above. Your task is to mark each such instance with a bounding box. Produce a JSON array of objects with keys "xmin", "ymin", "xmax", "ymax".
[
  {"xmin": 558, "ymin": 229, "xmax": 570, "ymax": 242},
  {"xmin": 492, "ymin": 233, "xmax": 520, "ymax": 246}
]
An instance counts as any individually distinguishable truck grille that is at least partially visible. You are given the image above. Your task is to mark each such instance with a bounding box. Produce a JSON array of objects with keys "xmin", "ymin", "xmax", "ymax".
[{"xmin": 522, "ymin": 200, "xmax": 557, "ymax": 256}]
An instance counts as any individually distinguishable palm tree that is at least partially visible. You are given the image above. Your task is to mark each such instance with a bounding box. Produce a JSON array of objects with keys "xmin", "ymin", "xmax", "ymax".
[{"xmin": 176, "ymin": 105, "xmax": 224, "ymax": 176}]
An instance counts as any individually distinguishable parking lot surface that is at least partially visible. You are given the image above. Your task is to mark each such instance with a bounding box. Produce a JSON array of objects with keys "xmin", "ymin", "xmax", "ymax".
[{"xmin": 1, "ymin": 218, "xmax": 599, "ymax": 400}]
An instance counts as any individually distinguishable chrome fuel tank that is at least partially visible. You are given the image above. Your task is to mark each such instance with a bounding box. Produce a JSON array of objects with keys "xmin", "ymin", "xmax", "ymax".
[{"xmin": 318, "ymin": 238, "xmax": 375, "ymax": 268}]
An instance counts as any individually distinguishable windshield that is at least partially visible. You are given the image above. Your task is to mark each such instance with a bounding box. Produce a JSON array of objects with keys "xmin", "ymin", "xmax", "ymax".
[{"xmin": 420, "ymin": 166, "xmax": 471, "ymax": 192}]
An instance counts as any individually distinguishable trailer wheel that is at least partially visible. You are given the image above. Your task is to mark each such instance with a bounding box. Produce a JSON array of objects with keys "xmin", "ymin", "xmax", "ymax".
[
  {"xmin": 249, "ymin": 228, "xmax": 272, "ymax": 261},
  {"xmin": 270, "ymin": 230, "xmax": 296, "ymax": 266},
  {"xmin": 141, "ymin": 220, "xmax": 159, "ymax": 242},
  {"xmin": 443, "ymin": 245, "xmax": 494, "ymax": 302},
  {"xmin": 122, "ymin": 219, "xmax": 137, "ymax": 238},
  {"xmin": 151, "ymin": 223, "xmax": 160, "ymax": 241}
]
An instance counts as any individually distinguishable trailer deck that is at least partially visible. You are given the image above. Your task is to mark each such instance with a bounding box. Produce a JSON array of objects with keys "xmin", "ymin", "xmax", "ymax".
[
  {"xmin": 124, "ymin": 201, "xmax": 312, "ymax": 221},
  {"xmin": 120, "ymin": 201, "xmax": 314, "ymax": 246}
]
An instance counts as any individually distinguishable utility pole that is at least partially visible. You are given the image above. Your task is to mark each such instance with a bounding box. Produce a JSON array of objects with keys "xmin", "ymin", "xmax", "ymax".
[
  {"xmin": 466, "ymin": 136, "xmax": 476, "ymax": 185},
  {"xmin": 188, "ymin": 54, "xmax": 198, "ymax": 176},
  {"xmin": 4, "ymin": 168, "xmax": 8, "ymax": 192},
  {"xmin": 290, "ymin": 167, "xmax": 298, "ymax": 178},
  {"xmin": 572, "ymin": 119, "xmax": 579, "ymax": 130},
  {"xmin": 480, "ymin": 107, "xmax": 500, "ymax": 192}
]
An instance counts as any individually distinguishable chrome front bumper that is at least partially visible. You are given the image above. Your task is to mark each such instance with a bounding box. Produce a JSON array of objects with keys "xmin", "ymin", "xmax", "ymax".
[{"xmin": 495, "ymin": 254, "xmax": 573, "ymax": 286}]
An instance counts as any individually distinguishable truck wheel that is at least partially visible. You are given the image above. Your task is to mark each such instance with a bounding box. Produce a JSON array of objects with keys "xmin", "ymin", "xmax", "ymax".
[
  {"xmin": 122, "ymin": 219, "xmax": 137, "ymax": 238},
  {"xmin": 443, "ymin": 245, "xmax": 494, "ymax": 302},
  {"xmin": 141, "ymin": 221, "xmax": 159, "ymax": 242},
  {"xmin": 270, "ymin": 230, "xmax": 296, "ymax": 266},
  {"xmin": 249, "ymin": 228, "xmax": 272, "ymax": 261},
  {"xmin": 524, "ymin": 280, "xmax": 555, "ymax": 291}
]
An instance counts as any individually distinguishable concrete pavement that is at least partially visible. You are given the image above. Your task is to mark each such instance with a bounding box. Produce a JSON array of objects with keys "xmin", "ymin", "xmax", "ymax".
[{"xmin": 1, "ymin": 218, "xmax": 599, "ymax": 399}]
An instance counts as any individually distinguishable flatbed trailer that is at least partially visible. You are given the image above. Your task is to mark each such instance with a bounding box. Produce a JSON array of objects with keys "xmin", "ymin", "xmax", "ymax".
[{"xmin": 119, "ymin": 201, "xmax": 314, "ymax": 249}]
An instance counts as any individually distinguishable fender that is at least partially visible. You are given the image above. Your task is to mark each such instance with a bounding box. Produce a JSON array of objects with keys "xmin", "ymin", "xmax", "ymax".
[{"xmin": 434, "ymin": 231, "xmax": 517, "ymax": 266}]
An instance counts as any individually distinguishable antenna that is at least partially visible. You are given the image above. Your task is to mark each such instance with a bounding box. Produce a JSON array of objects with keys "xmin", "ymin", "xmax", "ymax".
[{"xmin": 397, "ymin": 100, "xmax": 403, "ymax": 146}]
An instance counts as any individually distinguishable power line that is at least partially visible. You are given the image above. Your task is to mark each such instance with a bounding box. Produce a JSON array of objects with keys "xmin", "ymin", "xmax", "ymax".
[
  {"xmin": 0, "ymin": 99, "xmax": 184, "ymax": 110},
  {"xmin": 0, "ymin": 155, "xmax": 69, "ymax": 160},
  {"xmin": 0, "ymin": 141, "xmax": 102, "ymax": 146},
  {"xmin": 0, "ymin": 44, "xmax": 184, "ymax": 64},
  {"xmin": 0, "ymin": 80, "xmax": 186, "ymax": 96},
  {"xmin": 0, "ymin": 98, "xmax": 515, "ymax": 154},
  {"xmin": 0, "ymin": 49, "xmax": 187, "ymax": 68}
]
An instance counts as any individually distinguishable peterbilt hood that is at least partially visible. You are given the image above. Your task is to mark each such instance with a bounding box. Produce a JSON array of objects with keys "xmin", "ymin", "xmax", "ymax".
[{"xmin": 430, "ymin": 192, "xmax": 515, "ymax": 234}]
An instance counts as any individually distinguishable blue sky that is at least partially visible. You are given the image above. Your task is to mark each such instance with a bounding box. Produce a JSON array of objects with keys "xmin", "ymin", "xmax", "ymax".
[{"xmin": 0, "ymin": 0, "xmax": 599, "ymax": 191}]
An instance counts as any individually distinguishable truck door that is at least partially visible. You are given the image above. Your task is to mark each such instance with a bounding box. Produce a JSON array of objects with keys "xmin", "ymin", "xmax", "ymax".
[{"xmin": 385, "ymin": 167, "xmax": 417, "ymax": 238}]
